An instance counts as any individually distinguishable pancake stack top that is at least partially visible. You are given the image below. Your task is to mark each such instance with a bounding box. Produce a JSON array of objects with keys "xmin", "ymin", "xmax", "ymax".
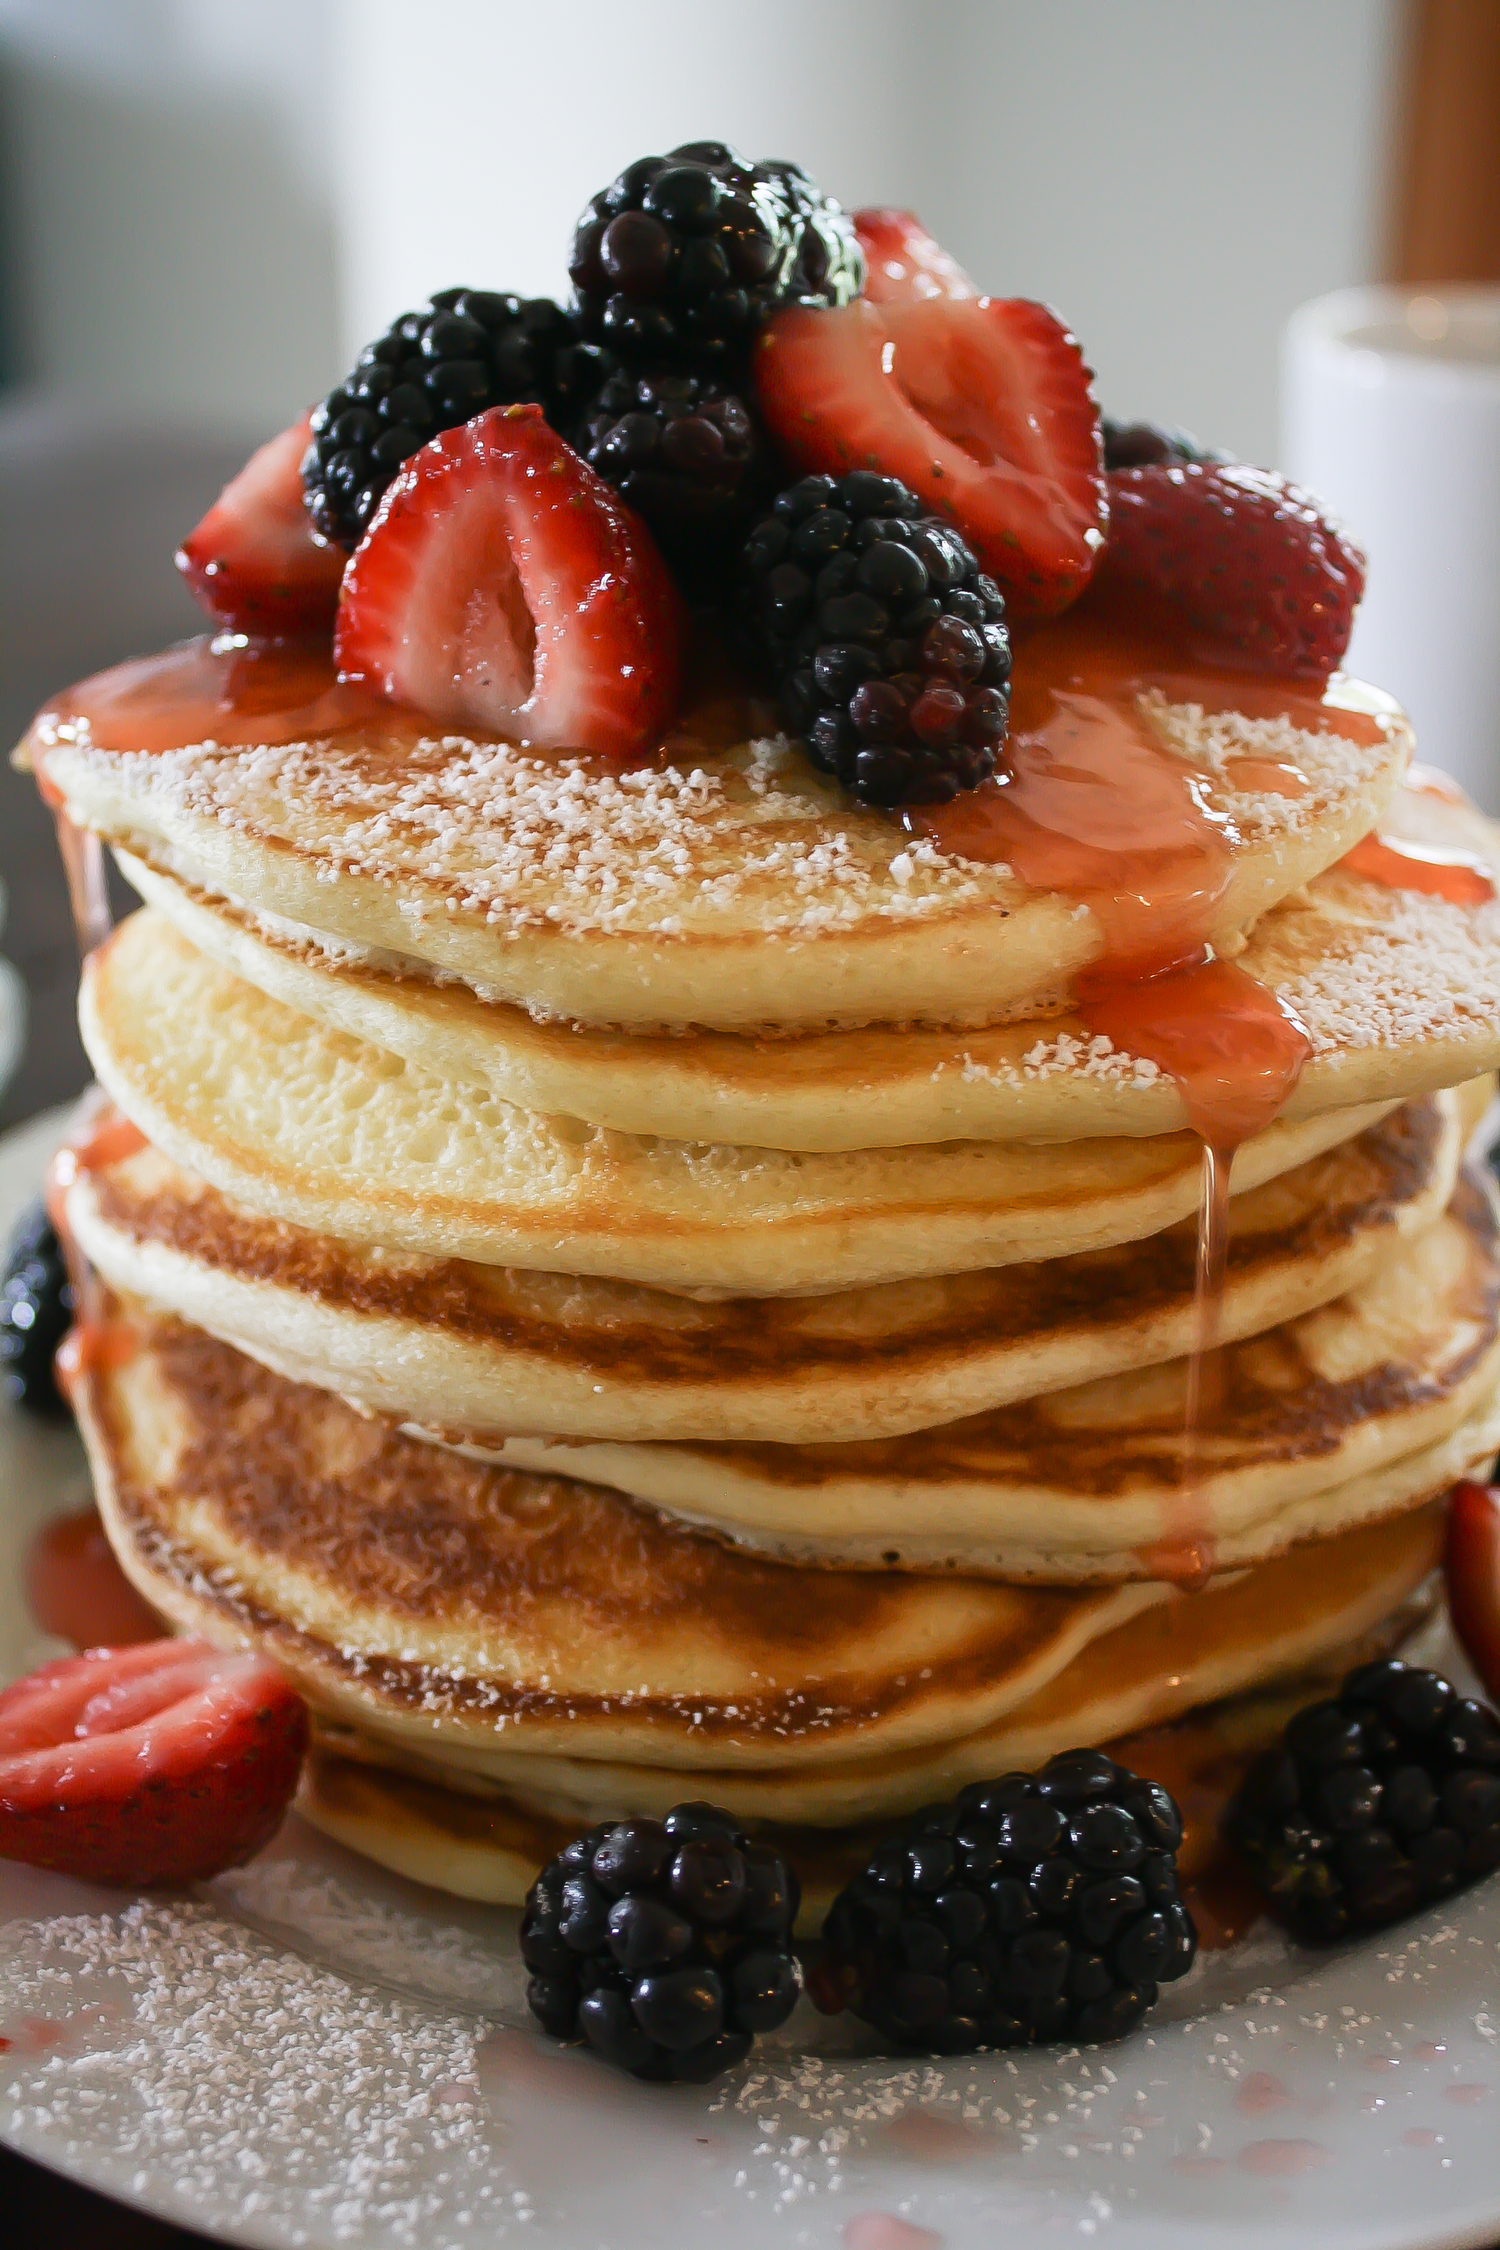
[{"xmin": 19, "ymin": 179, "xmax": 1500, "ymax": 1951}]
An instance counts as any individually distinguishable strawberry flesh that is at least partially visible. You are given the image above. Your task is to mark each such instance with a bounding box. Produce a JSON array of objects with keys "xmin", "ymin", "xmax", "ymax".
[
  {"xmin": 1093, "ymin": 461, "xmax": 1366, "ymax": 677},
  {"xmin": 1447, "ymin": 1479, "xmax": 1500, "ymax": 1703},
  {"xmin": 0, "ymin": 1639, "xmax": 308, "ymax": 1886},
  {"xmin": 854, "ymin": 209, "xmax": 979, "ymax": 304},
  {"xmin": 336, "ymin": 403, "xmax": 685, "ymax": 759},
  {"xmin": 176, "ymin": 415, "xmax": 345, "ymax": 632},
  {"xmin": 754, "ymin": 298, "xmax": 1105, "ymax": 615}
]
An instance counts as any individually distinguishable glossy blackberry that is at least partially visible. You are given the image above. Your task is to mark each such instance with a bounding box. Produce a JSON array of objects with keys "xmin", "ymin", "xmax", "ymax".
[
  {"xmin": 1102, "ymin": 419, "xmax": 1231, "ymax": 470},
  {"xmin": 573, "ymin": 370, "xmax": 774, "ymax": 578},
  {"xmin": 1226, "ymin": 1659, "xmax": 1500, "ymax": 1942},
  {"xmin": 743, "ymin": 472, "xmax": 1013, "ymax": 809},
  {"xmin": 816, "ymin": 1752, "xmax": 1197, "ymax": 2053},
  {"xmin": 0, "ymin": 1198, "xmax": 75, "ymax": 1417},
  {"xmin": 303, "ymin": 292, "xmax": 613, "ymax": 548},
  {"xmin": 521, "ymin": 1803, "xmax": 801, "ymax": 2083},
  {"xmin": 568, "ymin": 142, "xmax": 863, "ymax": 371}
]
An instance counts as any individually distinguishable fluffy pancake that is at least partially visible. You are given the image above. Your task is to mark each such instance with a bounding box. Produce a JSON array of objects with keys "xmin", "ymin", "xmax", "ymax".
[
  {"xmin": 297, "ymin": 1633, "xmax": 1429, "ymax": 1926},
  {"xmin": 80, "ymin": 910, "xmax": 1392, "ymax": 1292},
  {"xmin": 76, "ymin": 1298, "xmax": 1166, "ymax": 1770},
  {"xmin": 445, "ymin": 1168, "xmax": 1500, "ymax": 1578},
  {"xmin": 116, "ymin": 783, "xmax": 1500, "ymax": 1152},
  {"xmin": 34, "ymin": 648, "xmax": 1408, "ymax": 1031},
  {"xmin": 66, "ymin": 1096, "xmax": 1468, "ymax": 1446},
  {"xmin": 74, "ymin": 1301, "xmax": 1443, "ymax": 1826}
]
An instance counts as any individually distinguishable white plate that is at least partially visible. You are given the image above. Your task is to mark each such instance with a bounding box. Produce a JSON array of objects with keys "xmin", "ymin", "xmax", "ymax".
[{"xmin": 3, "ymin": 1110, "xmax": 1500, "ymax": 2250}]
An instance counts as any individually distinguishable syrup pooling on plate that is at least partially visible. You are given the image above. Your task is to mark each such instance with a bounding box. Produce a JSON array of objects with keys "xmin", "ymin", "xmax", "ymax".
[{"xmin": 907, "ymin": 617, "xmax": 1392, "ymax": 1583}]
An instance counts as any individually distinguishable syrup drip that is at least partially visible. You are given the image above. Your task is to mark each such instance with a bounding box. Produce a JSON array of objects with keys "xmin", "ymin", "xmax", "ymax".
[
  {"xmin": 55, "ymin": 813, "xmax": 112, "ymax": 958},
  {"xmin": 911, "ymin": 619, "xmax": 1342, "ymax": 1585},
  {"xmin": 46, "ymin": 1099, "xmax": 148, "ymax": 1404}
]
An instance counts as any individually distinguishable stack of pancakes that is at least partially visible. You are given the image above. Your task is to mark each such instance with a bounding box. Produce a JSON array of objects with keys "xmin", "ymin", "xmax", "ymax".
[{"xmin": 29, "ymin": 663, "xmax": 1500, "ymax": 1923}]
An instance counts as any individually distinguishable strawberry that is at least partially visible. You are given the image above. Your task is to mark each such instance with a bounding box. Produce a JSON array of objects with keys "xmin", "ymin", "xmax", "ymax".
[
  {"xmin": 1447, "ymin": 1479, "xmax": 1500, "ymax": 1703},
  {"xmin": 176, "ymin": 415, "xmax": 345, "ymax": 632},
  {"xmin": 0, "ymin": 1639, "xmax": 308, "ymax": 1886},
  {"xmin": 336, "ymin": 403, "xmax": 686, "ymax": 759},
  {"xmin": 754, "ymin": 298, "xmax": 1105, "ymax": 614},
  {"xmin": 1093, "ymin": 461, "xmax": 1366, "ymax": 676},
  {"xmin": 854, "ymin": 208, "xmax": 978, "ymax": 304}
]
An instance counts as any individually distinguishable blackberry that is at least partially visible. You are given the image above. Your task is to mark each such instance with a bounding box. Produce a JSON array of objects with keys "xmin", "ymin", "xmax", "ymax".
[
  {"xmin": 0, "ymin": 1198, "xmax": 75, "ymax": 1417},
  {"xmin": 743, "ymin": 472, "xmax": 1013, "ymax": 809},
  {"xmin": 1102, "ymin": 419, "xmax": 1232, "ymax": 470},
  {"xmin": 303, "ymin": 292, "xmax": 613, "ymax": 548},
  {"xmin": 817, "ymin": 1752, "xmax": 1197, "ymax": 2053},
  {"xmin": 568, "ymin": 142, "xmax": 862, "ymax": 372},
  {"xmin": 521, "ymin": 1802, "xmax": 801, "ymax": 2082},
  {"xmin": 573, "ymin": 369, "xmax": 773, "ymax": 579},
  {"xmin": 1226, "ymin": 1659, "xmax": 1500, "ymax": 1942}
]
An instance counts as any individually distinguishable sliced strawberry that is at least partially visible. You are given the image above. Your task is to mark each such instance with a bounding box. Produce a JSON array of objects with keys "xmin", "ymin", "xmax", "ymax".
[
  {"xmin": 854, "ymin": 209, "xmax": 979, "ymax": 304},
  {"xmin": 1093, "ymin": 461, "xmax": 1366, "ymax": 677},
  {"xmin": 1447, "ymin": 1479, "xmax": 1500, "ymax": 1702},
  {"xmin": 754, "ymin": 299, "xmax": 1105, "ymax": 614},
  {"xmin": 0, "ymin": 1639, "xmax": 308, "ymax": 1886},
  {"xmin": 335, "ymin": 402, "xmax": 685, "ymax": 759},
  {"xmin": 176, "ymin": 415, "xmax": 345, "ymax": 632}
]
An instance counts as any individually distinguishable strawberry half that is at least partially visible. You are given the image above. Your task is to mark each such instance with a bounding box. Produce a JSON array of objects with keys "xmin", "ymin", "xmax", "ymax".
[
  {"xmin": 1093, "ymin": 461, "xmax": 1366, "ymax": 677},
  {"xmin": 854, "ymin": 209, "xmax": 979, "ymax": 304},
  {"xmin": 1447, "ymin": 1479, "xmax": 1500, "ymax": 1703},
  {"xmin": 754, "ymin": 298, "xmax": 1105, "ymax": 614},
  {"xmin": 335, "ymin": 402, "xmax": 685, "ymax": 759},
  {"xmin": 176, "ymin": 415, "xmax": 345, "ymax": 632},
  {"xmin": 0, "ymin": 1639, "xmax": 308, "ymax": 1886}
]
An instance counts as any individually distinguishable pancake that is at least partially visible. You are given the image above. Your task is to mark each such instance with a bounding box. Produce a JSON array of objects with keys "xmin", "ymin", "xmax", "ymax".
[
  {"xmin": 76, "ymin": 1298, "xmax": 1168, "ymax": 1771},
  {"xmin": 438, "ymin": 1168, "xmax": 1500, "ymax": 1578},
  {"xmin": 297, "ymin": 1624, "xmax": 1433, "ymax": 1927},
  {"xmin": 64, "ymin": 1095, "xmax": 1465, "ymax": 1445},
  {"xmin": 33, "ymin": 643, "xmax": 1409, "ymax": 1032},
  {"xmin": 116, "ymin": 783, "xmax": 1500, "ymax": 1152},
  {"xmin": 379, "ymin": 1508, "xmax": 1444, "ymax": 1831},
  {"xmin": 74, "ymin": 1301, "xmax": 1443, "ymax": 1820},
  {"xmin": 80, "ymin": 910, "xmax": 1392, "ymax": 1293}
]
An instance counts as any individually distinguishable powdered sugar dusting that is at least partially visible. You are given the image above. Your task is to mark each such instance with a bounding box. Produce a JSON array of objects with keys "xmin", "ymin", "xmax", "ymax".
[{"xmin": 0, "ymin": 1897, "xmax": 513, "ymax": 2243}]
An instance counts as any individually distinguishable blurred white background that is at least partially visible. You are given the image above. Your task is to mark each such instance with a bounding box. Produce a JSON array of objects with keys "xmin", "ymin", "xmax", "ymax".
[{"xmin": 2, "ymin": 0, "xmax": 1400, "ymax": 465}]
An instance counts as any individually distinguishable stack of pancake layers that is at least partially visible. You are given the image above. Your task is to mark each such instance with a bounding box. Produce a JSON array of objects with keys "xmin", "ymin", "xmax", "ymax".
[{"xmin": 30, "ymin": 644, "xmax": 1500, "ymax": 1923}]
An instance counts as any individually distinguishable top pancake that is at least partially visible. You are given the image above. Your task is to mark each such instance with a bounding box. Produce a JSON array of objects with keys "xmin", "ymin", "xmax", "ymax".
[
  {"xmin": 33, "ymin": 638, "xmax": 1409, "ymax": 1032},
  {"xmin": 116, "ymin": 780, "xmax": 1500, "ymax": 1152}
]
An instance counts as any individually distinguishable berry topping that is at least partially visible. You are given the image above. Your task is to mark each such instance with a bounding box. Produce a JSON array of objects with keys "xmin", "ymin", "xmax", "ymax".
[
  {"xmin": 573, "ymin": 369, "xmax": 773, "ymax": 578},
  {"xmin": 1446, "ymin": 1479, "xmax": 1500, "ymax": 1702},
  {"xmin": 1093, "ymin": 461, "xmax": 1366, "ymax": 677},
  {"xmin": 0, "ymin": 1198, "xmax": 74, "ymax": 1417},
  {"xmin": 744, "ymin": 471, "xmax": 1012, "ymax": 808},
  {"xmin": 754, "ymin": 296, "xmax": 1106, "ymax": 614},
  {"xmin": 521, "ymin": 1801, "xmax": 801, "ymax": 2082},
  {"xmin": 1102, "ymin": 419, "xmax": 1229, "ymax": 470},
  {"xmin": 303, "ymin": 292, "xmax": 612, "ymax": 549},
  {"xmin": 816, "ymin": 1754, "xmax": 1196, "ymax": 2053},
  {"xmin": 1225, "ymin": 1658, "xmax": 1500, "ymax": 1942},
  {"xmin": 854, "ymin": 208, "xmax": 978, "ymax": 304},
  {"xmin": 335, "ymin": 403, "xmax": 685, "ymax": 760},
  {"xmin": 0, "ymin": 1640, "xmax": 308, "ymax": 1886},
  {"xmin": 176, "ymin": 416, "xmax": 346, "ymax": 631},
  {"xmin": 568, "ymin": 144, "xmax": 862, "ymax": 372}
]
